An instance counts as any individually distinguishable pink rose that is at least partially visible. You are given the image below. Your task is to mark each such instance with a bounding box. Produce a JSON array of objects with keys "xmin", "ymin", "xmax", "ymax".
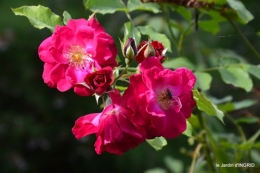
[
  {"xmin": 72, "ymin": 90, "xmax": 145, "ymax": 155},
  {"xmin": 38, "ymin": 18, "xmax": 118, "ymax": 95},
  {"xmin": 123, "ymin": 57, "xmax": 196, "ymax": 139}
]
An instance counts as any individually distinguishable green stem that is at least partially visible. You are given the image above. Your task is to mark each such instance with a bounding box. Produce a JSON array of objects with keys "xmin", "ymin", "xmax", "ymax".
[
  {"xmin": 119, "ymin": 0, "xmax": 135, "ymax": 27},
  {"xmin": 225, "ymin": 113, "xmax": 246, "ymax": 142},
  {"xmin": 178, "ymin": 21, "xmax": 195, "ymax": 57},
  {"xmin": 197, "ymin": 113, "xmax": 216, "ymax": 173},
  {"xmin": 114, "ymin": 65, "xmax": 129, "ymax": 83},
  {"xmin": 223, "ymin": 13, "xmax": 260, "ymax": 61},
  {"xmin": 119, "ymin": 67, "xmax": 137, "ymax": 71},
  {"xmin": 162, "ymin": 5, "xmax": 178, "ymax": 53}
]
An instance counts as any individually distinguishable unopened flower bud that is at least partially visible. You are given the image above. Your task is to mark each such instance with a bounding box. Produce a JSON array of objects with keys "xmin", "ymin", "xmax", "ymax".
[
  {"xmin": 124, "ymin": 38, "xmax": 137, "ymax": 64},
  {"xmin": 143, "ymin": 40, "xmax": 155, "ymax": 58}
]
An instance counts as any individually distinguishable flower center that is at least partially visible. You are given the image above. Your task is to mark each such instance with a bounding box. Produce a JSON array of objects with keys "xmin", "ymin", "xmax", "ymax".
[
  {"xmin": 156, "ymin": 88, "xmax": 182, "ymax": 111},
  {"xmin": 66, "ymin": 45, "xmax": 92, "ymax": 69}
]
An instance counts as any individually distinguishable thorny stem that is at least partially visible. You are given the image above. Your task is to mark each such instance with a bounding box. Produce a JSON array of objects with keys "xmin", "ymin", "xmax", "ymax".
[
  {"xmin": 223, "ymin": 13, "xmax": 260, "ymax": 61},
  {"xmin": 189, "ymin": 143, "xmax": 203, "ymax": 173},
  {"xmin": 197, "ymin": 113, "xmax": 216, "ymax": 173}
]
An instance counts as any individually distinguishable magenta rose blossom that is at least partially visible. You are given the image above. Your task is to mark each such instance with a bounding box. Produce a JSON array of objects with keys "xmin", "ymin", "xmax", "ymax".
[
  {"xmin": 72, "ymin": 90, "xmax": 145, "ymax": 155},
  {"xmin": 75, "ymin": 66, "xmax": 114, "ymax": 96},
  {"xmin": 136, "ymin": 41, "xmax": 166, "ymax": 63},
  {"xmin": 123, "ymin": 57, "xmax": 196, "ymax": 139},
  {"xmin": 38, "ymin": 18, "xmax": 117, "ymax": 95}
]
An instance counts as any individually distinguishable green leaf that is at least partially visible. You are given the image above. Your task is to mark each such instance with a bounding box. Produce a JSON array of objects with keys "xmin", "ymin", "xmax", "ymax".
[
  {"xmin": 83, "ymin": 0, "xmax": 127, "ymax": 14},
  {"xmin": 123, "ymin": 22, "xmax": 141, "ymax": 45},
  {"xmin": 163, "ymin": 57, "xmax": 195, "ymax": 70},
  {"xmin": 226, "ymin": 0, "xmax": 254, "ymax": 24},
  {"xmin": 173, "ymin": 5, "xmax": 192, "ymax": 22},
  {"xmin": 164, "ymin": 156, "xmax": 184, "ymax": 173},
  {"xmin": 242, "ymin": 64, "xmax": 260, "ymax": 80},
  {"xmin": 144, "ymin": 168, "xmax": 167, "ymax": 173},
  {"xmin": 11, "ymin": 5, "xmax": 63, "ymax": 32},
  {"xmin": 219, "ymin": 66, "xmax": 253, "ymax": 92},
  {"xmin": 146, "ymin": 137, "xmax": 167, "ymax": 151},
  {"xmin": 206, "ymin": 128, "xmax": 237, "ymax": 173},
  {"xmin": 128, "ymin": 0, "xmax": 160, "ymax": 13},
  {"xmin": 193, "ymin": 90, "xmax": 224, "ymax": 123},
  {"xmin": 137, "ymin": 26, "xmax": 172, "ymax": 52},
  {"xmin": 187, "ymin": 114, "xmax": 200, "ymax": 129},
  {"xmin": 236, "ymin": 117, "xmax": 259, "ymax": 124},
  {"xmin": 206, "ymin": 10, "xmax": 227, "ymax": 23},
  {"xmin": 218, "ymin": 99, "xmax": 257, "ymax": 112},
  {"xmin": 182, "ymin": 121, "xmax": 193, "ymax": 137},
  {"xmin": 198, "ymin": 20, "xmax": 220, "ymax": 35},
  {"xmin": 194, "ymin": 72, "xmax": 212, "ymax": 91},
  {"xmin": 63, "ymin": 11, "xmax": 71, "ymax": 25},
  {"xmin": 115, "ymin": 85, "xmax": 128, "ymax": 91},
  {"xmin": 247, "ymin": 129, "xmax": 260, "ymax": 145}
]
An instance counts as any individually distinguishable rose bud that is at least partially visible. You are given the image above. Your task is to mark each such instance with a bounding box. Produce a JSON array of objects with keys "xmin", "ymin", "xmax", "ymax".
[{"xmin": 123, "ymin": 38, "xmax": 137, "ymax": 64}]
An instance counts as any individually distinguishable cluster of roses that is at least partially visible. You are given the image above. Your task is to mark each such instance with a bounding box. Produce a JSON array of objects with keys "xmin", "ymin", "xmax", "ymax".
[{"xmin": 38, "ymin": 17, "xmax": 196, "ymax": 155}]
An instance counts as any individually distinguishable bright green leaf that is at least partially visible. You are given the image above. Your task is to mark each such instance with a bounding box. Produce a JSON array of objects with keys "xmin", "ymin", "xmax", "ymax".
[
  {"xmin": 128, "ymin": 0, "xmax": 160, "ymax": 13},
  {"xmin": 206, "ymin": 10, "xmax": 227, "ymax": 23},
  {"xmin": 182, "ymin": 121, "xmax": 193, "ymax": 137},
  {"xmin": 219, "ymin": 66, "xmax": 253, "ymax": 92},
  {"xmin": 193, "ymin": 90, "xmax": 224, "ymax": 123},
  {"xmin": 226, "ymin": 0, "xmax": 254, "ymax": 24},
  {"xmin": 194, "ymin": 72, "xmax": 212, "ymax": 91},
  {"xmin": 146, "ymin": 137, "xmax": 167, "ymax": 151},
  {"xmin": 63, "ymin": 11, "xmax": 71, "ymax": 25},
  {"xmin": 198, "ymin": 20, "xmax": 220, "ymax": 35},
  {"xmin": 115, "ymin": 85, "xmax": 128, "ymax": 91},
  {"xmin": 11, "ymin": 5, "xmax": 63, "ymax": 32},
  {"xmin": 236, "ymin": 117, "xmax": 259, "ymax": 124},
  {"xmin": 137, "ymin": 26, "xmax": 172, "ymax": 52},
  {"xmin": 163, "ymin": 57, "xmax": 195, "ymax": 70},
  {"xmin": 83, "ymin": 0, "xmax": 127, "ymax": 14}
]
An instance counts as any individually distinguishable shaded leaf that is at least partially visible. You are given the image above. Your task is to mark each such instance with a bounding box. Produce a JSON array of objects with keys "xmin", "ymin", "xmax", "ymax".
[
  {"xmin": 146, "ymin": 137, "xmax": 167, "ymax": 151},
  {"xmin": 128, "ymin": 0, "xmax": 160, "ymax": 13},
  {"xmin": 164, "ymin": 156, "xmax": 184, "ymax": 173},
  {"xmin": 242, "ymin": 64, "xmax": 260, "ymax": 80},
  {"xmin": 163, "ymin": 57, "xmax": 195, "ymax": 70},
  {"xmin": 12, "ymin": 5, "xmax": 63, "ymax": 32},
  {"xmin": 193, "ymin": 90, "xmax": 224, "ymax": 123},
  {"xmin": 83, "ymin": 0, "xmax": 127, "ymax": 14},
  {"xmin": 198, "ymin": 20, "xmax": 220, "ymax": 35},
  {"xmin": 219, "ymin": 99, "xmax": 257, "ymax": 112},
  {"xmin": 236, "ymin": 117, "xmax": 259, "ymax": 124},
  {"xmin": 227, "ymin": 0, "xmax": 254, "ymax": 24},
  {"xmin": 194, "ymin": 72, "xmax": 212, "ymax": 91},
  {"xmin": 137, "ymin": 26, "xmax": 172, "ymax": 52},
  {"xmin": 219, "ymin": 66, "xmax": 253, "ymax": 92},
  {"xmin": 173, "ymin": 5, "xmax": 192, "ymax": 22},
  {"xmin": 144, "ymin": 168, "xmax": 167, "ymax": 173}
]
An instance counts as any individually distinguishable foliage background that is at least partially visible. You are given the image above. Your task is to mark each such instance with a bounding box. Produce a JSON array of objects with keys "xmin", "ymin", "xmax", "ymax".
[{"xmin": 0, "ymin": 0, "xmax": 260, "ymax": 173}]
